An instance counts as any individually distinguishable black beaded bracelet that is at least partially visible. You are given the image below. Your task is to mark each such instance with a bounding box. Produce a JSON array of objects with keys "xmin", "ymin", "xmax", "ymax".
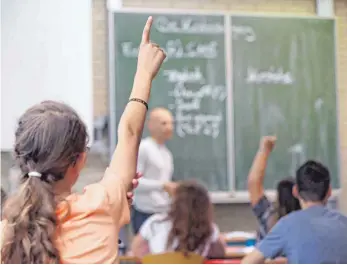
[{"xmin": 129, "ymin": 98, "xmax": 148, "ymax": 110}]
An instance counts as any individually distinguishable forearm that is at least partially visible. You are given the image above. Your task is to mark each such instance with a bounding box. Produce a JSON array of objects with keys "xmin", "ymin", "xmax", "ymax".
[
  {"xmin": 248, "ymin": 150, "xmax": 270, "ymax": 184},
  {"xmin": 136, "ymin": 177, "xmax": 165, "ymax": 193},
  {"xmin": 247, "ymin": 150, "xmax": 271, "ymax": 205},
  {"xmin": 117, "ymin": 72, "xmax": 151, "ymax": 141},
  {"xmin": 102, "ymin": 16, "xmax": 166, "ymax": 196},
  {"xmin": 108, "ymin": 73, "xmax": 152, "ymax": 190}
]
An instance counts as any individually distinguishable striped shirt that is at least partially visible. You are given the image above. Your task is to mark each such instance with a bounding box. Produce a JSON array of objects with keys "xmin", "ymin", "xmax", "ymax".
[{"xmin": 252, "ymin": 196, "xmax": 276, "ymax": 241}]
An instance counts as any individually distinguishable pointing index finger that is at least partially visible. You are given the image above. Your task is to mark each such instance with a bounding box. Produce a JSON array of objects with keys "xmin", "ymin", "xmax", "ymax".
[{"xmin": 141, "ymin": 16, "xmax": 153, "ymax": 45}]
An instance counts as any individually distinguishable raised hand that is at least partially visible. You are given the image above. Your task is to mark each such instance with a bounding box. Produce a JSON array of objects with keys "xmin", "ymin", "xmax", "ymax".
[
  {"xmin": 136, "ymin": 16, "xmax": 166, "ymax": 80},
  {"xmin": 259, "ymin": 136, "xmax": 277, "ymax": 153}
]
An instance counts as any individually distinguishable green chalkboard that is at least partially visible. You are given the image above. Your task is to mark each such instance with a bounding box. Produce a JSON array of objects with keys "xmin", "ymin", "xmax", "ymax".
[
  {"xmin": 231, "ymin": 16, "xmax": 339, "ymax": 190},
  {"xmin": 110, "ymin": 11, "xmax": 339, "ymax": 193},
  {"xmin": 112, "ymin": 12, "xmax": 230, "ymax": 191}
]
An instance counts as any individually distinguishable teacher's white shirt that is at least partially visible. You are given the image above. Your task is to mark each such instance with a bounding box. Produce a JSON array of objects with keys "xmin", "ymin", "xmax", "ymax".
[{"xmin": 134, "ymin": 137, "xmax": 174, "ymax": 214}]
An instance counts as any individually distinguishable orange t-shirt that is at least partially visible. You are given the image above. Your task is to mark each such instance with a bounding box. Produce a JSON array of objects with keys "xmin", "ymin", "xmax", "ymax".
[
  {"xmin": 1, "ymin": 168, "xmax": 130, "ymax": 264},
  {"xmin": 55, "ymin": 168, "xmax": 130, "ymax": 263}
]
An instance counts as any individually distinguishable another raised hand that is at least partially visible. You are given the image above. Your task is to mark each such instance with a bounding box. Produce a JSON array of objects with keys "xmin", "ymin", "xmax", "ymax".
[
  {"xmin": 248, "ymin": 136, "xmax": 276, "ymax": 206},
  {"xmin": 136, "ymin": 16, "xmax": 166, "ymax": 81},
  {"xmin": 259, "ymin": 136, "xmax": 277, "ymax": 154}
]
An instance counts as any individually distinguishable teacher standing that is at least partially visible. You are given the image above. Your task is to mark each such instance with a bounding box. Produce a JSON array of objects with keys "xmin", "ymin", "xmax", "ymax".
[{"xmin": 132, "ymin": 107, "xmax": 177, "ymax": 234}]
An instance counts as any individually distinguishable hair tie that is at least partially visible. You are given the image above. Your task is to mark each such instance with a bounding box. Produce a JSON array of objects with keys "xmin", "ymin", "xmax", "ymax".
[{"xmin": 28, "ymin": 171, "xmax": 42, "ymax": 178}]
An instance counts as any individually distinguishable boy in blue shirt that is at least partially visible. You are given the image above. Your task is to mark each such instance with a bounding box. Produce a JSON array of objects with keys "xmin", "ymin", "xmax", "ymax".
[{"xmin": 242, "ymin": 160, "xmax": 347, "ymax": 264}]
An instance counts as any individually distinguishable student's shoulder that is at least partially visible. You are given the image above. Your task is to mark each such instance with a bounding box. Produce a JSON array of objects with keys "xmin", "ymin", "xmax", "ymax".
[
  {"xmin": 278, "ymin": 207, "xmax": 328, "ymax": 225},
  {"xmin": 60, "ymin": 175, "xmax": 125, "ymax": 214},
  {"xmin": 283, "ymin": 209, "xmax": 307, "ymax": 221},
  {"xmin": 143, "ymin": 213, "xmax": 170, "ymax": 229},
  {"xmin": 328, "ymin": 208, "xmax": 347, "ymax": 222},
  {"xmin": 274, "ymin": 210, "xmax": 303, "ymax": 228},
  {"xmin": 140, "ymin": 213, "xmax": 169, "ymax": 236},
  {"xmin": 57, "ymin": 183, "xmax": 110, "ymax": 214}
]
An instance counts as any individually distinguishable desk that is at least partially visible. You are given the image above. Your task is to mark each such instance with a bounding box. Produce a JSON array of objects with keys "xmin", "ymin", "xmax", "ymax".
[
  {"xmin": 222, "ymin": 233, "xmax": 256, "ymax": 259},
  {"xmin": 119, "ymin": 256, "xmax": 141, "ymax": 264},
  {"xmin": 205, "ymin": 259, "xmax": 242, "ymax": 264},
  {"xmin": 120, "ymin": 255, "xmax": 244, "ymax": 264}
]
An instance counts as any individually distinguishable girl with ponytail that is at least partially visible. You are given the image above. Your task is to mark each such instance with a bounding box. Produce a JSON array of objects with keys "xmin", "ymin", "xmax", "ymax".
[{"xmin": 1, "ymin": 16, "xmax": 166, "ymax": 263}]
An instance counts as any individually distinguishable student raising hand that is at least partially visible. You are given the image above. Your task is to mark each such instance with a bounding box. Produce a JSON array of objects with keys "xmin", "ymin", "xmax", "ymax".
[
  {"xmin": 248, "ymin": 136, "xmax": 277, "ymax": 207},
  {"xmin": 106, "ymin": 15, "xmax": 167, "ymax": 193},
  {"xmin": 0, "ymin": 16, "xmax": 166, "ymax": 264},
  {"xmin": 247, "ymin": 135, "xmax": 300, "ymax": 243},
  {"xmin": 259, "ymin": 136, "xmax": 277, "ymax": 154}
]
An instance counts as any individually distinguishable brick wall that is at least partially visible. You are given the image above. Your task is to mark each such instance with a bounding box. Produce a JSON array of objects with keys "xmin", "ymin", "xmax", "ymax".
[
  {"xmin": 93, "ymin": 0, "xmax": 108, "ymax": 118},
  {"xmin": 92, "ymin": 0, "xmax": 347, "ymax": 227}
]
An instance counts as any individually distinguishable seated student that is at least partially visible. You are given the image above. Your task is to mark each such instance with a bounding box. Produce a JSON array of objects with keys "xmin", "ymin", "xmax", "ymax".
[
  {"xmin": 242, "ymin": 160, "xmax": 347, "ymax": 264},
  {"xmin": 248, "ymin": 136, "xmax": 300, "ymax": 240},
  {"xmin": 0, "ymin": 16, "xmax": 166, "ymax": 263},
  {"xmin": 130, "ymin": 181, "xmax": 226, "ymax": 259}
]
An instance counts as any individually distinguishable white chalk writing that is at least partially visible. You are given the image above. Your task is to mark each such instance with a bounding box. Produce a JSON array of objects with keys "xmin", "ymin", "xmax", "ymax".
[
  {"xmin": 288, "ymin": 143, "xmax": 306, "ymax": 175},
  {"xmin": 121, "ymin": 27, "xmax": 225, "ymax": 139},
  {"xmin": 121, "ymin": 42, "xmax": 138, "ymax": 57},
  {"xmin": 167, "ymin": 39, "xmax": 218, "ymax": 59},
  {"xmin": 155, "ymin": 16, "xmax": 224, "ymax": 34},
  {"xmin": 164, "ymin": 67, "xmax": 226, "ymax": 139},
  {"xmin": 232, "ymin": 25, "xmax": 256, "ymax": 42},
  {"xmin": 163, "ymin": 67, "xmax": 205, "ymax": 84},
  {"xmin": 120, "ymin": 40, "xmax": 218, "ymax": 59},
  {"xmin": 314, "ymin": 98, "xmax": 324, "ymax": 111},
  {"xmin": 246, "ymin": 66, "xmax": 294, "ymax": 85},
  {"xmin": 176, "ymin": 112, "xmax": 223, "ymax": 138},
  {"xmin": 168, "ymin": 83, "xmax": 227, "ymax": 101}
]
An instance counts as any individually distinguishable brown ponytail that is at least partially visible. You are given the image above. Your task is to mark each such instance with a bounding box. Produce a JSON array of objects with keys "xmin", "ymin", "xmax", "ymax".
[
  {"xmin": 2, "ymin": 175, "xmax": 60, "ymax": 263},
  {"xmin": 1, "ymin": 101, "xmax": 87, "ymax": 263}
]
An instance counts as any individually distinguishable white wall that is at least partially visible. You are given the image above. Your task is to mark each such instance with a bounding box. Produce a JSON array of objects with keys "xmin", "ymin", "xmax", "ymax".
[{"xmin": 1, "ymin": 0, "xmax": 93, "ymax": 150}]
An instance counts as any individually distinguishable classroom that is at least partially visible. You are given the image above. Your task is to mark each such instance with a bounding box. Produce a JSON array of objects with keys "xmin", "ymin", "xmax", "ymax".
[{"xmin": 1, "ymin": 0, "xmax": 347, "ymax": 263}]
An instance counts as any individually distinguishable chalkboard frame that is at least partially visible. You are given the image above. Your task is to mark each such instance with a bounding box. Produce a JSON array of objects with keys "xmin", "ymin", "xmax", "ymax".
[{"xmin": 107, "ymin": 7, "xmax": 341, "ymax": 203}]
